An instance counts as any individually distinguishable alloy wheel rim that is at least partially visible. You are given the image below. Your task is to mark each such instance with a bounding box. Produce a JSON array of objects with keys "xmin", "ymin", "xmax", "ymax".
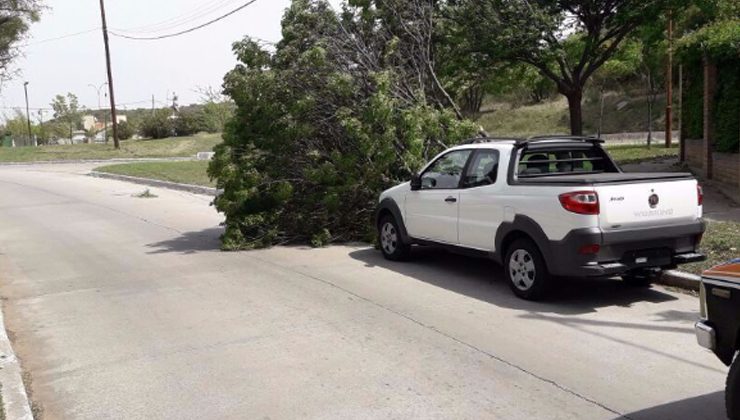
[
  {"xmin": 381, "ymin": 222, "xmax": 398, "ymax": 255},
  {"xmin": 509, "ymin": 249, "xmax": 536, "ymax": 291}
]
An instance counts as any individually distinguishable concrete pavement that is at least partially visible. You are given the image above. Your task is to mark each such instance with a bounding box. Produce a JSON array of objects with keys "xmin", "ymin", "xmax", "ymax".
[{"xmin": 0, "ymin": 163, "xmax": 730, "ymax": 419}]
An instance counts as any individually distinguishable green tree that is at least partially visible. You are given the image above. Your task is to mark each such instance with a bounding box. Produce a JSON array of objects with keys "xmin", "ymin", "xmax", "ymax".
[
  {"xmin": 449, "ymin": 0, "xmax": 673, "ymax": 135},
  {"xmin": 117, "ymin": 120, "xmax": 134, "ymax": 140},
  {"xmin": 50, "ymin": 93, "xmax": 82, "ymax": 140},
  {"xmin": 174, "ymin": 110, "xmax": 205, "ymax": 136},
  {"xmin": 139, "ymin": 109, "xmax": 174, "ymax": 139},
  {"xmin": 0, "ymin": 1, "xmax": 42, "ymax": 82},
  {"xmin": 2, "ymin": 110, "xmax": 31, "ymax": 140},
  {"xmin": 209, "ymin": 0, "xmax": 476, "ymax": 250},
  {"xmin": 197, "ymin": 86, "xmax": 234, "ymax": 133}
]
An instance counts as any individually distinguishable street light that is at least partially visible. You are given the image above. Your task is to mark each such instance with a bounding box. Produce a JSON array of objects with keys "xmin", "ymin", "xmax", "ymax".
[
  {"xmin": 23, "ymin": 82, "xmax": 33, "ymax": 147},
  {"xmin": 88, "ymin": 82, "xmax": 109, "ymax": 143}
]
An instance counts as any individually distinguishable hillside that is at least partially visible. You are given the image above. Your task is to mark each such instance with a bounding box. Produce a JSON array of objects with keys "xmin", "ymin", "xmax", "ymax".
[{"xmin": 477, "ymin": 93, "xmax": 671, "ymax": 137}]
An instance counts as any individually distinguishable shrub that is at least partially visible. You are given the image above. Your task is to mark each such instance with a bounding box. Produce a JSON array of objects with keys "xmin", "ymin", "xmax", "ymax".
[
  {"xmin": 139, "ymin": 109, "xmax": 174, "ymax": 139},
  {"xmin": 117, "ymin": 121, "xmax": 135, "ymax": 140},
  {"xmin": 174, "ymin": 110, "xmax": 202, "ymax": 137}
]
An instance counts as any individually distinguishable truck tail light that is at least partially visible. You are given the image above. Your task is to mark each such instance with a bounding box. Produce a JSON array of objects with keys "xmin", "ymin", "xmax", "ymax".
[
  {"xmin": 697, "ymin": 184, "xmax": 704, "ymax": 206},
  {"xmin": 559, "ymin": 191, "xmax": 600, "ymax": 215},
  {"xmin": 579, "ymin": 244, "xmax": 601, "ymax": 255}
]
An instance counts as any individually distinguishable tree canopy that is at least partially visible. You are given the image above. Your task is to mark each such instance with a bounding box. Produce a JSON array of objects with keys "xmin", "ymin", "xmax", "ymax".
[
  {"xmin": 0, "ymin": 0, "xmax": 42, "ymax": 83},
  {"xmin": 447, "ymin": 0, "xmax": 674, "ymax": 134},
  {"xmin": 50, "ymin": 93, "xmax": 82, "ymax": 140}
]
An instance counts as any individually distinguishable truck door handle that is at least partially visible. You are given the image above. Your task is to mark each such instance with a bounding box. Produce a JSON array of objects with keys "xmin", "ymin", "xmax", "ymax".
[{"xmin": 445, "ymin": 196, "xmax": 457, "ymax": 203}]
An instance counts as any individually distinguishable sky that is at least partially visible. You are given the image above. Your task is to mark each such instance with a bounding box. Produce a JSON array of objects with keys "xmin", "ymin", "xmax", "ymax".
[{"xmin": 0, "ymin": 0, "xmax": 342, "ymax": 122}]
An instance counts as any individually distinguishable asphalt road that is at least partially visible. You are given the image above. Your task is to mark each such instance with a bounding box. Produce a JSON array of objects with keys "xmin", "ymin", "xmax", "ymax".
[{"xmin": 0, "ymin": 163, "xmax": 729, "ymax": 420}]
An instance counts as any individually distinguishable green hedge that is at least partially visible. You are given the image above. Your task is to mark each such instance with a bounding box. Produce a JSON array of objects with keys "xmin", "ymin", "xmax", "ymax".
[
  {"xmin": 678, "ymin": 19, "xmax": 739, "ymax": 153},
  {"xmin": 681, "ymin": 58, "xmax": 739, "ymax": 153},
  {"xmin": 683, "ymin": 60, "xmax": 704, "ymax": 141},
  {"xmin": 714, "ymin": 58, "xmax": 740, "ymax": 153}
]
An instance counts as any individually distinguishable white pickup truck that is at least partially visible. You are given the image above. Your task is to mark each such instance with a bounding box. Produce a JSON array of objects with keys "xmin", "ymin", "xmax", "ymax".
[{"xmin": 376, "ymin": 136, "xmax": 706, "ymax": 300}]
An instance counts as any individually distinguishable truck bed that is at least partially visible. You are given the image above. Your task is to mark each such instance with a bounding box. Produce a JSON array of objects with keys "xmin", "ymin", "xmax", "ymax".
[{"xmin": 517, "ymin": 172, "xmax": 694, "ymax": 185}]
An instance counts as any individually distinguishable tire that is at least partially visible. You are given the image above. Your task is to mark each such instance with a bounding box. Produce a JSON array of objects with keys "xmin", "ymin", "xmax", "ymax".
[
  {"xmin": 728, "ymin": 352, "xmax": 740, "ymax": 420},
  {"xmin": 504, "ymin": 238, "xmax": 552, "ymax": 300},
  {"xmin": 378, "ymin": 215, "xmax": 411, "ymax": 261},
  {"xmin": 621, "ymin": 269, "xmax": 662, "ymax": 288}
]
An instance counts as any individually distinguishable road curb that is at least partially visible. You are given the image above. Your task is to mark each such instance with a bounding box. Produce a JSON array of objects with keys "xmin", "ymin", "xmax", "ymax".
[
  {"xmin": 658, "ymin": 270, "xmax": 700, "ymax": 291},
  {"xmin": 89, "ymin": 171, "xmax": 220, "ymax": 196},
  {"xmin": 0, "ymin": 304, "xmax": 33, "ymax": 420},
  {"xmin": 0, "ymin": 157, "xmax": 197, "ymax": 166}
]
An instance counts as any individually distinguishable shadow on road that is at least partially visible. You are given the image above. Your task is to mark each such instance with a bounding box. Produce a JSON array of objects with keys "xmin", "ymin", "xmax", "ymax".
[
  {"xmin": 146, "ymin": 227, "xmax": 224, "ymax": 255},
  {"xmin": 620, "ymin": 391, "xmax": 726, "ymax": 420},
  {"xmin": 349, "ymin": 246, "xmax": 680, "ymax": 316}
]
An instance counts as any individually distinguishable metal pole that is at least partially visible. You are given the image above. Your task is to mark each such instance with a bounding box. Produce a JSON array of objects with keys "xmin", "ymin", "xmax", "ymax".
[
  {"xmin": 23, "ymin": 82, "xmax": 33, "ymax": 147},
  {"xmin": 665, "ymin": 11, "xmax": 673, "ymax": 148},
  {"xmin": 99, "ymin": 0, "xmax": 120, "ymax": 149}
]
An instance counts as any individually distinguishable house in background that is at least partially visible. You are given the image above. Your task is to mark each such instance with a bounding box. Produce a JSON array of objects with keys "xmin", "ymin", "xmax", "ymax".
[{"xmin": 82, "ymin": 114, "xmax": 128, "ymax": 144}]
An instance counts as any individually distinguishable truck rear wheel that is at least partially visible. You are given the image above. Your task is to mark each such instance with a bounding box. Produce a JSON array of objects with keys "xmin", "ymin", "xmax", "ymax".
[
  {"xmin": 504, "ymin": 238, "xmax": 552, "ymax": 300},
  {"xmin": 728, "ymin": 352, "xmax": 740, "ymax": 420}
]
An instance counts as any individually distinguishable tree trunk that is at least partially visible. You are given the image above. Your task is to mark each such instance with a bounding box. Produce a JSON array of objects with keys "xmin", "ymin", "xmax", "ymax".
[
  {"xmin": 598, "ymin": 88, "xmax": 605, "ymax": 138},
  {"xmin": 647, "ymin": 95, "xmax": 653, "ymax": 149},
  {"xmin": 646, "ymin": 72, "xmax": 654, "ymax": 149},
  {"xmin": 565, "ymin": 90, "xmax": 583, "ymax": 135}
]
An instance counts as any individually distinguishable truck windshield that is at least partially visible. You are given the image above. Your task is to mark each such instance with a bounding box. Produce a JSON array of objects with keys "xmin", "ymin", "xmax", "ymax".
[{"xmin": 517, "ymin": 146, "xmax": 619, "ymax": 177}]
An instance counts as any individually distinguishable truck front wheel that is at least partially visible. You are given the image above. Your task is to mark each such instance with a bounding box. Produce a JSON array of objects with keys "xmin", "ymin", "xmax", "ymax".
[
  {"xmin": 378, "ymin": 215, "xmax": 411, "ymax": 261},
  {"xmin": 728, "ymin": 352, "xmax": 740, "ymax": 420},
  {"xmin": 504, "ymin": 238, "xmax": 552, "ymax": 300}
]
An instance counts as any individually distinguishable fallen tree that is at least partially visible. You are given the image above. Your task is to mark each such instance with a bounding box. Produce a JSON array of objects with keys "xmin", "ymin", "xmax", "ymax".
[{"xmin": 209, "ymin": 0, "xmax": 476, "ymax": 249}]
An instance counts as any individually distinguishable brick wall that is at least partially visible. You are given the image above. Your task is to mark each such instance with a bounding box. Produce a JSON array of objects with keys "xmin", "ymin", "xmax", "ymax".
[
  {"xmin": 685, "ymin": 139, "xmax": 704, "ymax": 171},
  {"xmin": 713, "ymin": 152, "xmax": 739, "ymax": 187}
]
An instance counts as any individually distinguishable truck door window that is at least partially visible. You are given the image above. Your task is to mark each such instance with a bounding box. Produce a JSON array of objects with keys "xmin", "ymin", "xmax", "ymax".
[
  {"xmin": 421, "ymin": 150, "xmax": 471, "ymax": 189},
  {"xmin": 463, "ymin": 150, "xmax": 500, "ymax": 188}
]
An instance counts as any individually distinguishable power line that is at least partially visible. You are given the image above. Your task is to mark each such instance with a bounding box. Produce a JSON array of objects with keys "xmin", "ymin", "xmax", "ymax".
[
  {"xmin": 112, "ymin": 0, "xmax": 242, "ymax": 35},
  {"xmin": 109, "ymin": 0, "xmax": 261, "ymax": 41},
  {"xmin": 17, "ymin": 28, "xmax": 100, "ymax": 48}
]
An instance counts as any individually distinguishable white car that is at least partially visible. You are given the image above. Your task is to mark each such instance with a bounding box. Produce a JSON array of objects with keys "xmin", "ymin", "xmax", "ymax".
[{"xmin": 376, "ymin": 136, "xmax": 706, "ymax": 300}]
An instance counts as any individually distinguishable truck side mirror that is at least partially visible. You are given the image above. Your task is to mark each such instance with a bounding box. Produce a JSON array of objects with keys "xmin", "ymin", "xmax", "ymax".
[{"xmin": 410, "ymin": 174, "xmax": 422, "ymax": 191}]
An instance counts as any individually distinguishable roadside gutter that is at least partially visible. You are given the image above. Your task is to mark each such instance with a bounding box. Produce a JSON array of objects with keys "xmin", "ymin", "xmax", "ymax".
[{"xmin": 89, "ymin": 171, "xmax": 220, "ymax": 197}]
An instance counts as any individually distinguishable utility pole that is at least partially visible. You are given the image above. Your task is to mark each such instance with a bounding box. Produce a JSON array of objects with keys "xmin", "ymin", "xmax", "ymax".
[
  {"xmin": 665, "ymin": 11, "xmax": 673, "ymax": 148},
  {"xmin": 99, "ymin": 0, "xmax": 120, "ymax": 149},
  {"xmin": 152, "ymin": 95, "xmax": 155, "ymax": 115},
  {"xmin": 38, "ymin": 109, "xmax": 44, "ymax": 145},
  {"xmin": 23, "ymin": 82, "xmax": 33, "ymax": 147}
]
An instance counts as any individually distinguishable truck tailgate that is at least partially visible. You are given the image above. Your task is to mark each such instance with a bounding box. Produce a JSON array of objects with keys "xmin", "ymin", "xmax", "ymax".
[{"xmin": 596, "ymin": 178, "xmax": 700, "ymax": 230}]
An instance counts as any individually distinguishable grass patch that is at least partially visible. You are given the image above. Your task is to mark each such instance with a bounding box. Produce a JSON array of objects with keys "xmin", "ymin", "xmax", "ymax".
[
  {"xmin": 91, "ymin": 144, "xmax": 676, "ymax": 189},
  {"xmin": 477, "ymin": 99, "xmax": 569, "ymax": 137},
  {"xmin": 0, "ymin": 133, "xmax": 222, "ymax": 163},
  {"xmin": 684, "ymin": 220, "xmax": 740, "ymax": 275},
  {"xmin": 97, "ymin": 161, "xmax": 215, "ymax": 187},
  {"xmin": 476, "ymin": 93, "xmax": 669, "ymax": 137},
  {"xmin": 605, "ymin": 144, "xmax": 679, "ymax": 165}
]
